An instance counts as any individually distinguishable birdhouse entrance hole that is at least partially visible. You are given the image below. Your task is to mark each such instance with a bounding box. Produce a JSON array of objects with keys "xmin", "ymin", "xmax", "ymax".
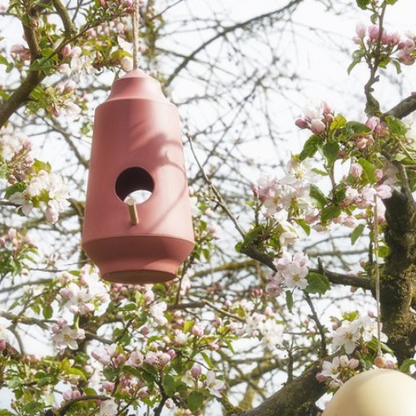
[{"xmin": 115, "ymin": 167, "xmax": 154, "ymax": 204}]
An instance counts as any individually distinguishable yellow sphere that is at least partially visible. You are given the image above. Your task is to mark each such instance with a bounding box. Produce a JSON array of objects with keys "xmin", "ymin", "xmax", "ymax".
[{"xmin": 322, "ymin": 369, "xmax": 416, "ymax": 416}]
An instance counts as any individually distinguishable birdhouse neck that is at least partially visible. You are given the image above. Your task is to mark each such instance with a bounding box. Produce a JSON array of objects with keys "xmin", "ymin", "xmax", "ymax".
[{"xmin": 106, "ymin": 70, "xmax": 172, "ymax": 104}]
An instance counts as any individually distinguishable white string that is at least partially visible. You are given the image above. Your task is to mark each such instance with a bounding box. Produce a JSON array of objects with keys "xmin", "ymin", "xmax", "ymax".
[
  {"xmin": 373, "ymin": 194, "xmax": 382, "ymax": 357},
  {"xmin": 131, "ymin": 0, "xmax": 140, "ymax": 69}
]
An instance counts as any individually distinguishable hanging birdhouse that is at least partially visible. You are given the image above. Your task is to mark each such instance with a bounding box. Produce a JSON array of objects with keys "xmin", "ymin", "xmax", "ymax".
[
  {"xmin": 322, "ymin": 369, "xmax": 416, "ymax": 416},
  {"xmin": 82, "ymin": 69, "xmax": 195, "ymax": 284}
]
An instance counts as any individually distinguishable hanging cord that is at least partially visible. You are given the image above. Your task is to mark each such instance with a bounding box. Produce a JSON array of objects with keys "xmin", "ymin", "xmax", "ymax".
[
  {"xmin": 131, "ymin": 0, "xmax": 141, "ymax": 69},
  {"xmin": 373, "ymin": 194, "xmax": 382, "ymax": 357}
]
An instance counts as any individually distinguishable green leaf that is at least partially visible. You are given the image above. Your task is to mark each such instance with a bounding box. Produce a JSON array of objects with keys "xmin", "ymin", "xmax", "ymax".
[
  {"xmin": 33, "ymin": 158, "xmax": 52, "ymax": 173},
  {"xmin": 310, "ymin": 184, "xmax": 327, "ymax": 208},
  {"xmin": 345, "ymin": 121, "xmax": 371, "ymax": 135},
  {"xmin": 347, "ymin": 59, "xmax": 360, "ymax": 75},
  {"xmin": 356, "ymin": 0, "xmax": 370, "ymax": 9},
  {"xmin": 30, "ymin": 57, "xmax": 55, "ymax": 75},
  {"xmin": 321, "ymin": 205, "xmax": 341, "ymax": 222},
  {"xmin": 183, "ymin": 320, "xmax": 194, "ymax": 333},
  {"xmin": 188, "ymin": 391, "xmax": 205, "ymax": 412},
  {"xmin": 399, "ymin": 359, "xmax": 416, "ymax": 373},
  {"xmin": 103, "ymin": 366, "xmax": 120, "ymax": 380},
  {"xmin": 0, "ymin": 161, "xmax": 7, "ymax": 179},
  {"xmin": 358, "ymin": 158, "xmax": 376, "ymax": 183},
  {"xmin": 386, "ymin": 116, "xmax": 408, "ymax": 136},
  {"xmin": 5, "ymin": 182, "xmax": 27, "ymax": 199},
  {"xmin": 299, "ymin": 134, "xmax": 320, "ymax": 160},
  {"xmin": 201, "ymin": 352, "xmax": 214, "ymax": 369},
  {"xmin": 162, "ymin": 375, "xmax": 176, "ymax": 396},
  {"xmin": 66, "ymin": 367, "xmax": 87, "ymax": 381},
  {"xmin": 378, "ymin": 245, "xmax": 389, "ymax": 258},
  {"xmin": 330, "ymin": 114, "xmax": 347, "ymax": 131},
  {"xmin": 351, "ymin": 223, "xmax": 365, "ymax": 245},
  {"xmin": 43, "ymin": 304, "xmax": 53, "ymax": 319},
  {"xmin": 0, "ymin": 55, "xmax": 9, "ymax": 66},
  {"xmin": 120, "ymin": 302, "xmax": 136, "ymax": 311},
  {"xmin": 322, "ymin": 142, "xmax": 339, "ymax": 166},
  {"xmin": 243, "ymin": 225, "xmax": 264, "ymax": 246},
  {"xmin": 285, "ymin": 290, "xmax": 294, "ymax": 313},
  {"xmin": 305, "ymin": 272, "xmax": 330, "ymax": 295},
  {"xmin": 295, "ymin": 218, "xmax": 310, "ymax": 236},
  {"xmin": 311, "ymin": 168, "xmax": 328, "ymax": 176}
]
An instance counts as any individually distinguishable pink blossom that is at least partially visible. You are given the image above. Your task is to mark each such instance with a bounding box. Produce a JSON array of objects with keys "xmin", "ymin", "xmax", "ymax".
[
  {"xmin": 350, "ymin": 163, "xmax": 363, "ymax": 178},
  {"xmin": 102, "ymin": 381, "xmax": 115, "ymax": 392},
  {"xmin": 310, "ymin": 119, "xmax": 326, "ymax": 134},
  {"xmin": 191, "ymin": 365, "xmax": 202, "ymax": 378},
  {"xmin": 368, "ymin": 25, "xmax": 380, "ymax": 41},
  {"xmin": 191, "ymin": 323, "xmax": 204, "ymax": 337},
  {"xmin": 355, "ymin": 22, "xmax": 366, "ymax": 39},
  {"xmin": 376, "ymin": 184, "xmax": 392, "ymax": 199},
  {"xmin": 167, "ymin": 349, "xmax": 176, "ymax": 359},
  {"xmin": 295, "ymin": 118, "xmax": 308, "ymax": 129},
  {"xmin": 144, "ymin": 289, "xmax": 154, "ymax": 303},
  {"xmin": 205, "ymin": 371, "xmax": 225, "ymax": 398},
  {"xmin": 174, "ymin": 332, "xmax": 188, "ymax": 345},
  {"xmin": 150, "ymin": 302, "xmax": 168, "ymax": 326},
  {"xmin": 120, "ymin": 56, "xmax": 133, "ymax": 72},
  {"xmin": 10, "ymin": 44, "xmax": 30, "ymax": 60},
  {"xmin": 70, "ymin": 46, "xmax": 82, "ymax": 58},
  {"xmin": 165, "ymin": 399, "xmax": 174, "ymax": 409},
  {"xmin": 316, "ymin": 372, "xmax": 327, "ymax": 383},
  {"xmin": 274, "ymin": 251, "xmax": 309, "ymax": 290},
  {"xmin": 126, "ymin": 350, "xmax": 143, "ymax": 367},
  {"xmin": 61, "ymin": 44, "xmax": 72, "ymax": 57},
  {"xmin": 375, "ymin": 169, "xmax": 383, "ymax": 181}
]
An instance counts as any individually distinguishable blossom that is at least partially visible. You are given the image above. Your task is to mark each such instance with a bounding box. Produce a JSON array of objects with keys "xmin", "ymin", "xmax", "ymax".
[
  {"xmin": 350, "ymin": 163, "xmax": 363, "ymax": 178},
  {"xmin": 174, "ymin": 331, "xmax": 189, "ymax": 345},
  {"xmin": 205, "ymin": 371, "xmax": 225, "ymax": 398},
  {"xmin": 0, "ymin": 127, "xmax": 31, "ymax": 161},
  {"xmin": 260, "ymin": 319, "xmax": 284, "ymax": 350},
  {"xmin": 359, "ymin": 315, "xmax": 388, "ymax": 343},
  {"xmin": 92, "ymin": 344, "xmax": 117, "ymax": 366},
  {"xmin": 121, "ymin": 56, "xmax": 133, "ymax": 72},
  {"xmin": 191, "ymin": 365, "xmax": 202, "ymax": 378},
  {"xmin": 375, "ymin": 184, "xmax": 392, "ymax": 200},
  {"xmin": 274, "ymin": 251, "xmax": 309, "ymax": 290},
  {"xmin": 99, "ymin": 399, "xmax": 118, "ymax": 416},
  {"xmin": 150, "ymin": 302, "xmax": 168, "ymax": 326},
  {"xmin": 281, "ymin": 157, "xmax": 317, "ymax": 188},
  {"xmin": 52, "ymin": 322, "xmax": 85, "ymax": 350},
  {"xmin": 296, "ymin": 100, "xmax": 332, "ymax": 134},
  {"xmin": 126, "ymin": 350, "xmax": 144, "ymax": 367},
  {"xmin": 332, "ymin": 321, "xmax": 361, "ymax": 354},
  {"xmin": 355, "ymin": 22, "xmax": 366, "ymax": 39},
  {"xmin": 331, "ymin": 314, "xmax": 387, "ymax": 354},
  {"xmin": 310, "ymin": 119, "xmax": 326, "ymax": 134}
]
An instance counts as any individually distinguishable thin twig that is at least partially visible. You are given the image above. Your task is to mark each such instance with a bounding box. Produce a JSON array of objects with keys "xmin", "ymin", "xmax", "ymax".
[
  {"xmin": 187, "ymin": 133, "xmax": 246, "ymax": 239},
  {"xmin": 169, "ymin": 300, "xmax": 245, "ymax": 323},
  {"xmin": 304, "ymin": 293, "xmax": 326, "ymax": 357}
]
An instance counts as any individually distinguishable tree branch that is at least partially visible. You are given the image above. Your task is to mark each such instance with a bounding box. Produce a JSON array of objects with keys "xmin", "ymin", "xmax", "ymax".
[
  {"xmin": 59, "ymin": 395, "xmax": 109, "ymax": 416},
  {"xmin": 385, "ymin": 93, "xmax": 416, "ymax": 120},
  {"xmin": 52, "ymin": 0, "xmax": 77, "ymax": 35},
  {"xmin": 230, "ymin": 360, "xmax": 325, "ymax": 416}
]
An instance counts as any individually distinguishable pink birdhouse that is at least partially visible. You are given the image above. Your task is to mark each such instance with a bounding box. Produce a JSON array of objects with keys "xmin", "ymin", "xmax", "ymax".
[{"xmin": 82, "ymin": 69, "xmax": 195, "ymax": 284}]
